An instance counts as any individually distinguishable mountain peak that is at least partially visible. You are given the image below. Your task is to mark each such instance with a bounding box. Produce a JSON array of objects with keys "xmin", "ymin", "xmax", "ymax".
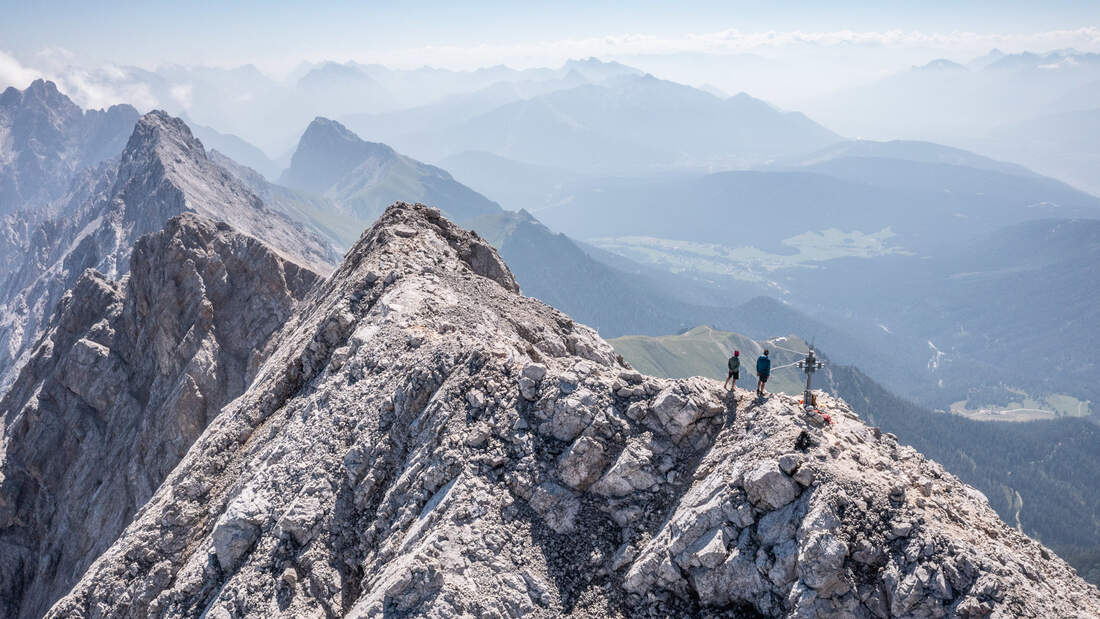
[
  {"xmin": 25, "ymin": 77, "xmax": 61, "ymax": 95},
  {"xmin": 121, "ymin": 109, "xmax": 206, "ymax": 167},
  {"xmin": 0, "ymin": 78, "xmax": 80, "ymax": 117},
  {"xmin": 113, "ymin": 111, "xmax": 337, "ymax": 273},
  {"xmin": 280, "ymin": 117, "xmax": 397, "ymax": 194},
  {"xmin": 303, "ymin": 115, "xmax": 363, "ymax": 143},
  {"xmin": 0, "ymin": 78, "xmax": 135, "ymax": 216},
  {"xmin": 916, "ymin": 59, "xmax": 967, "ymax": 72}
]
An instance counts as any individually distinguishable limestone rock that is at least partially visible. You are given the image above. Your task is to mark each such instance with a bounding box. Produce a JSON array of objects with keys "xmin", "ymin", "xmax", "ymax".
[
  {"xmin": 590, "ymin": 441, "xmax": 662, "ymax": 497},
  {"xmin": 0, "ymin": 214, "xmax": 318, "ymax": 618},
  {"xmin": 557, "ymin": 436, "xmax": 608, "ymax": 490},
  {"xmin": 744, "ymin": 461, "xmax": 801, "ymax": 510},
  {"xmin": 0, "ymin": 108, "xmax": 338, "ymax": 397}
]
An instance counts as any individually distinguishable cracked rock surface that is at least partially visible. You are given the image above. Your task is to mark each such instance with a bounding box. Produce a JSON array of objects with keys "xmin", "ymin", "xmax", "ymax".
[
  {"xmin": 34, "ymin": 203, "xmax": 1100, "ymax": 618},
  {"xmin": 0, "ymin": 213, "xmax": 319, "ymax": 619}
]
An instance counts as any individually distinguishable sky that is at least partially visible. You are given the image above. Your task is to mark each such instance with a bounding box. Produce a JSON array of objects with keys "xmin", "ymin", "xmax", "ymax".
[
  {"xmin": 3, "ymin": 1, "xmax": 1099, "ymax": 70},
  {"xmin": 2, "ymin": 1, "xmax": 1099, "ymax": 114}
]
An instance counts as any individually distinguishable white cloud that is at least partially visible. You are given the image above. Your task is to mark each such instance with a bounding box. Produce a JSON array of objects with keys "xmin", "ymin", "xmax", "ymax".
[
  {"xmin": 53, "ymin": 66, "xmax": 161, "ymax": 111},
  {"xmin": 0, "ymin": 50, "xmax": 164, "ymax": 112},
  {"xmin": 170, "ymin": 83, "xmax": 193, "ymax": 108},
  {"xmin": 350, "ymin": 27, "xmax": 1100, "ymax": 70},
  {"xmin": 35, "ymin": 46, "xmax": 75, "ymax": 66},
  {"xmin": 0, "ymin": 50, "xmax": 41, "ymax": 90}
]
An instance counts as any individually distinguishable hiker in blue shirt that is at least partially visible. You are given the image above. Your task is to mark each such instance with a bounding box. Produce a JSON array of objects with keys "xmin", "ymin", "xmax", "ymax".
[{"xmin": 756, "ymin": 349, "xmax": 771, "ymax": 396}]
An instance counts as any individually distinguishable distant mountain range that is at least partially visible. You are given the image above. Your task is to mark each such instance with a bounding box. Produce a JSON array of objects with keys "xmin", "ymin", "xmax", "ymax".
[
  {"xmin": 523, "ymin": 143, "xmax": 1099, "ymax": 253},
  {"xmin": 797, "ymin": 49, "xmax": 1100, "ymax": 194},
  {"xmin": 366, "ymin": 74, "xmax": 840, "ymax": 174},
  {"xmin": 24, "ymin": 58, "xmax": 653, "ymax": 156},
  {"xmin": 805, "ymin": 49, "xmax": 1100, "ymax": 143},
  {"xmin": 12, "ymin": 52, "xmax": 1100, "ymax": 199}
]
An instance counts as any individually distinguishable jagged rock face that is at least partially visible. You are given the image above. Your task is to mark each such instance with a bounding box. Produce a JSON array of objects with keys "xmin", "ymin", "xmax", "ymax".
[
  {"xmin": 44, "ymin": 204, "xmax": 1100, "ymax": 618},
  {"xmin": 0, "ymin": 79, "xmax": 139, "ymax": 215},
  {"xmin": 0, "ymin": 213, "xmax": 319, "ymax": 619},
  {"xmin": 0, "ymin": 109, "xmax": 338, "ymax": 394}
]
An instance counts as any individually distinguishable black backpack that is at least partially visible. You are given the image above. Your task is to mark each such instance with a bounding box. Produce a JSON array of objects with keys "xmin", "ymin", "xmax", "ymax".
[{"xmin": 728, "ymin": 355, "xmax": 740, "ymax": 371}]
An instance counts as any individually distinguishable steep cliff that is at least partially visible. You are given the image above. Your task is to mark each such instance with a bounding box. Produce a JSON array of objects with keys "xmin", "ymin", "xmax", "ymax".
[{"xmin": 0, "ymin": 213, "xmax": 319, "ymax": 618}]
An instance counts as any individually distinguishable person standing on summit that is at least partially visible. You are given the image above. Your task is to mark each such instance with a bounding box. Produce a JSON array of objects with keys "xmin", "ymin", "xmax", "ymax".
[
  {"xmin": 724, "ymin": 350, "xmax": 740, "ymax": 391},
  {"xmin": 756, "ymin": 349, "xmax": 771, "ymax": 396}
]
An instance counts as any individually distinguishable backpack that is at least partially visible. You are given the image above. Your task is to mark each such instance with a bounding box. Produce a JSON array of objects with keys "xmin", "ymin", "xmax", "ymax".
[
  {"xmin": 757, "ymin": 355, "xmax": 771, "ymax": 374},
  {"xmin": 728, "ymin": 356, "xmax": 740, "ymax": 371}
]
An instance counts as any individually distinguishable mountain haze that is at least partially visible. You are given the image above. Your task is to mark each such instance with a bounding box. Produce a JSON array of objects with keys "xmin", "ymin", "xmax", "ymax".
[
  {"xmin": 391, "ymin": 74, "xmax": 841, "ymax": 173},
  {"xmin": 271, "ymin": 117, "xmax": 755, "ymax": 339}
]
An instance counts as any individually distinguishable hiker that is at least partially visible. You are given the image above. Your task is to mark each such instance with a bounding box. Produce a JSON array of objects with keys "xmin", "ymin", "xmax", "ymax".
[
  {"xmin": 724, "ymin": 350, "xmax": 740, "ymax": 390},
  {"xmin": 756, "ymin": 349, "xmax": 771, "ymax": 396}
]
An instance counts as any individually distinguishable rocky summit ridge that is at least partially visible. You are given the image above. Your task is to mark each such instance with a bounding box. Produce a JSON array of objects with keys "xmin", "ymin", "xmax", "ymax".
[{"xmin": 29, "ymin": 203, "xmax": 1099, "ymax": 618}]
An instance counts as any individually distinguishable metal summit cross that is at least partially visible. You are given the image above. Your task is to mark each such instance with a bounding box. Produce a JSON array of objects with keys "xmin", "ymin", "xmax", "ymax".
[{"xmin": 796, "ymin": 346, "xmax": 825, "ymax": 408}]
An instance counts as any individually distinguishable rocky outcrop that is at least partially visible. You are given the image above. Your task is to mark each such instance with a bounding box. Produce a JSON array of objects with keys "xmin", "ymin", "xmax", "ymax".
[
  {"xmin": 0, "ymin": 109, "xmax": 338, "ymax": 394},
  {"xmin": 41, "ymin": 203, "xmax": 1099, "ymax": 618},
  {"xmin": 0, "ymin": 213, "xmax": 319, "ymax": 619}
]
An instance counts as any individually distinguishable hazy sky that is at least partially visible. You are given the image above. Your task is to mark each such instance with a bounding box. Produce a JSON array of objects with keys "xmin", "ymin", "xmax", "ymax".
[{"xmin": 2, "ymin": 1, "xmax": 1099, "ymax": 108}]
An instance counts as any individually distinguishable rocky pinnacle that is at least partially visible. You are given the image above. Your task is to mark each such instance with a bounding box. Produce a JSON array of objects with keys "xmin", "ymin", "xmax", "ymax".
[{"xmin": 31, "ymin": 203, "xmax": 1100, "ymax": 618}]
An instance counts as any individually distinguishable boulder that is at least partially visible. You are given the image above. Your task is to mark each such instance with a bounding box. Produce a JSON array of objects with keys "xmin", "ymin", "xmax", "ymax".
[
  {"xmin": 557, "ymin": 436, "xmax": 608, "ymax": 490},
  {"xmin": 744, "ymin": 462, "xmax": 801, "ymax": 510},
  {"xmin": 545, "ymin": 390, "xmax": 598, "ymax": 441},
  {"xmin": 798, "ymin": 533, "xmax": 849, "ymax": 596},
  {"xmin": 591, "ymin": 442, "xmax": 661, "ymax": 497},
  {"xmin": 684, "ymin": 527, "xmax": 729, "ymax": 570}
]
